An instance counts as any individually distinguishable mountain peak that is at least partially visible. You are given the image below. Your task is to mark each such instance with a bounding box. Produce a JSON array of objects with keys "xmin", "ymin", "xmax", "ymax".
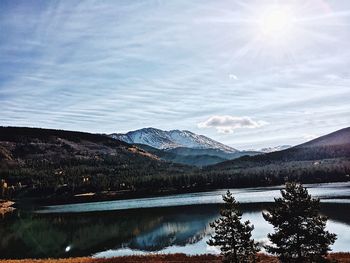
[
  {"xmin": 110, "ymin": 128, "xmax": 238, "ymax": 153},
  {"xmin": 140, "ymin": 127, "xmax": 162, "ymax": 132}
]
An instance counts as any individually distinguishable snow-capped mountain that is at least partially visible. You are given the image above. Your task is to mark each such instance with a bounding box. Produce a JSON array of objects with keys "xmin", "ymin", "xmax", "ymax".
[
  {"xmin": 110, "ymin": 128, "xmax": 238, "ymax": 153},
  {"xmin": 259, "ymin": 145, "xmax": 291, "ymax": 153}
]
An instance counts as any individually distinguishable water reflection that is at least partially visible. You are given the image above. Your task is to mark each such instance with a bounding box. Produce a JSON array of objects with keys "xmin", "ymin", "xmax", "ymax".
[
  {"xmin": 37, "ymin": 182, "xmax": 350, "ymax": 213},
  {"xmin": 1, "ymin": 202, "xmax": 349, "ymax": 259}
]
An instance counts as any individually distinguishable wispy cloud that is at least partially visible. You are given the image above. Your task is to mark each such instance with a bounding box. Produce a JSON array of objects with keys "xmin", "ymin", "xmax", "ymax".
[{"xmin": 0, "ymin": 0, "xmax": 350, "ymax": 148}]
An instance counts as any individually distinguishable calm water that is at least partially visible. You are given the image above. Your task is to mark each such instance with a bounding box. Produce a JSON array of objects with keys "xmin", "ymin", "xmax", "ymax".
[{"xmin": 1, "ymin": 182, "xmax": 350, "ymax": 259}]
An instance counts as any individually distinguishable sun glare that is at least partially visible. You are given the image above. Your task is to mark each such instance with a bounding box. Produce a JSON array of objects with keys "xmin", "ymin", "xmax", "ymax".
[{"xmin": 258, "ymin": 6, "xmax": 296, "ymax": 41}]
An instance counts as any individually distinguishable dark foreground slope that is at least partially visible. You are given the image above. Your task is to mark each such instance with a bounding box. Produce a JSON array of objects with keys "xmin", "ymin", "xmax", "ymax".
[
  {"xmin": 204, "ymin": 127, "xmax": 350, "ymax": 186},
  {"xmin": 0, "ymin": 127, "xmax": 196, "ymax": 202}
]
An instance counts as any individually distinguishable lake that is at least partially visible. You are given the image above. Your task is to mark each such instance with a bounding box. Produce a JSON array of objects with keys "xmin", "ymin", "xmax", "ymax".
[{"xmin": 1, "ymin": 182, "xmax": 350, "ymax": 259}]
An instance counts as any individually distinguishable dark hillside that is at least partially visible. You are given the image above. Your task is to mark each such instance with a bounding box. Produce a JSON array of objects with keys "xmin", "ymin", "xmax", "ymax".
[
  {"xmin": 210, "ymin": 127, "xmax": 350, "ymax": 169},
  {"xmin": 204, "ymin": 127, "xmax": 350, "ymax": 186},
  {"xmin": 0, "ymin": 127, "xmax": 196, "ymax": 202},
  {"xmin": 298, "ymin": 127, "xmax": 350, "ymax": 148}
]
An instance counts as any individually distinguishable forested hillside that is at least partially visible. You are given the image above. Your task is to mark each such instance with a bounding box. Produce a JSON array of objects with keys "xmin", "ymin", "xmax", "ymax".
[
  {"xmin": 0, "ymin": 127, "xmax": 349, "ymax": 203},
  {"xmin": 0, "ymin": 127, "xmax": 196, "ymax": 201},
  {"xmin": 204, "ymin": 127, "xmax": 350, "ymax": 186}
]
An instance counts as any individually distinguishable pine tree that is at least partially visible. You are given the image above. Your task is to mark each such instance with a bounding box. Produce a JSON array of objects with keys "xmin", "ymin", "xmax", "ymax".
[
  {"xmin": 208, "ymin": 190, "xmax": 259, "ymax": 263},
  {"xmin": 263, "ymin": 182, "xmax": 337, "ymax": 263}
]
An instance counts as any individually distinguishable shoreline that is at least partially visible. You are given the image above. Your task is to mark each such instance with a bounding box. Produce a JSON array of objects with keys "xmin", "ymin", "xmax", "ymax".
[
  {"xmin": 0, "ymin": 253, "xmax": 350, "ymax": 263},
  {"xmin": 18, "ymin": 180, "xmax": 350, "ymax": 207},
  {"xmin": 0, "ymin": 200, "xmax": 15, "ymax": 215}
]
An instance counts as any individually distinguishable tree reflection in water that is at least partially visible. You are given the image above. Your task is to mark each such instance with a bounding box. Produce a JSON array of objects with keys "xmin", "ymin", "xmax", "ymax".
[{"xmin": 0, "ymin": 203, "xmax": 349, "ymax": 259}]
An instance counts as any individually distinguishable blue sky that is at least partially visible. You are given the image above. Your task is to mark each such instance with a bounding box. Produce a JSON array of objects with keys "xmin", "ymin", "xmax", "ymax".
[{"xmin": 1, "ymin": 0, "xmax": 350, "ymax": 149}]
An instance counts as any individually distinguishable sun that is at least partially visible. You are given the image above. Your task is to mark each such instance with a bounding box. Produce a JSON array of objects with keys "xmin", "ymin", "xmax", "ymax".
[
  {"xmin": 257, "ymin": 6, "xmax": 296, "ymax": 42},
  {"xmin": 216, "ymin": 1, "xmax": 336, "ymax": 59}
]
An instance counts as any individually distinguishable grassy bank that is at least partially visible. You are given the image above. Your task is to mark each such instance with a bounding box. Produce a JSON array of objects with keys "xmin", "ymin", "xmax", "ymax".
[{"xmin": 1, "ymin": 253, "xmax": 350, "ymax": 263}]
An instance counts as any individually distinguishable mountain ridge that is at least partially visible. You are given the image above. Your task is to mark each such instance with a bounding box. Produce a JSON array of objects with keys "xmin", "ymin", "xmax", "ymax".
[
  {"xmin": 259, "ymin": 145, "xmax": 291, "ymax": 153},
  {"xmin": 296, "ymin": 127, "xmax": 350, "ymax": 148},
  {"xmin": 218, "ymin": 127, "xmax": 350, "ymax": 166},
  {"xmin": 110, "ymin": 127, "xmax": 238, "ymax": 153}
]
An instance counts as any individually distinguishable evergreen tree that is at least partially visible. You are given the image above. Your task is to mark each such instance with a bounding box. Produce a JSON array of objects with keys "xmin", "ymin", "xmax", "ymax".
[
  {"xmin": 208, "ymin": 190, "xmax": 259, "ymax": 263},
  {"xmin": 263, "ymin": 182, "xmax": 336, "ymax": 262}
]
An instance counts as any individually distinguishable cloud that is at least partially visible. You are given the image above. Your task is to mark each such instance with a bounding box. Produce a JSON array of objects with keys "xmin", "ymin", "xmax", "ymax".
[
  {"xmin": 0, "ymin": 1, "xmax": 350, "ymax": 149},
  {"xmin": 198, "ymin": 115, "xmax": 267, "ymax": 133},
  {"xmin": 229, "ymin": 74, "xmax": 238, "ymax": 80}
]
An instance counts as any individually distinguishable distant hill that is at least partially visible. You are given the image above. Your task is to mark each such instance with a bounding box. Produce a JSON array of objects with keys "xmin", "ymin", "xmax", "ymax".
[
  {"xmin": 134, "ymin": 143, "xmax": 261, "ymax": 167},
  {"xmin": 134, "ymin": 144, "xmax": 228, "ymax": 167},
  {"xmin": 166, "ymin": 147, "xmax": 259, "ymax": 159},
  {"xmin": 205, "ymin": 127, "xmax": 350, "ymax": 185}
]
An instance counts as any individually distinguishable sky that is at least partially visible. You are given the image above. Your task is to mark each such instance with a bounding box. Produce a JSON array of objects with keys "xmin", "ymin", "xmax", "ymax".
[{"xmin": 0, "ymin": 0, "xmax": 350, "ymax": 150}]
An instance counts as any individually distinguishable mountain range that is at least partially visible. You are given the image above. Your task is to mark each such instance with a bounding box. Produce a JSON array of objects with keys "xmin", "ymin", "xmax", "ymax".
[
  {"xmin": 110, "ymin": 128, "xmax": 260, "ymax": 166},
  {"xmin": 110, "ymin": 128, "xmax": 238, "ymax": 152}
]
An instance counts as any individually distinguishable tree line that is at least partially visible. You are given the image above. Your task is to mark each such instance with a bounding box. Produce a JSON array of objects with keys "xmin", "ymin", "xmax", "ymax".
[{"xmin": 1, "ymin": 156, "xmax": 349, "ymax": 200}]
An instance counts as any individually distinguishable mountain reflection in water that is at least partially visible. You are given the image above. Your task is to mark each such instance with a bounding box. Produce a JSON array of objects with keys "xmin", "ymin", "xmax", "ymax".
[{"xmin": 1, "ymin": 202, "xmax": 349, "ymax": 259}]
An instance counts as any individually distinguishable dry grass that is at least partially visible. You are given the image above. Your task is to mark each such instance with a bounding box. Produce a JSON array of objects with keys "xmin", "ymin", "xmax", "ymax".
[
  {"xmin": 327, "ymin": 253, "xmax": 350, "ymax": 263},
  {"xmin": 0, "ymin": 253, "xmax": 349, "ymax": 263}
]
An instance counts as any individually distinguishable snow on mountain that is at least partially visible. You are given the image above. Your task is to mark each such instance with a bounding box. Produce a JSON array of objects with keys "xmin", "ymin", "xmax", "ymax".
[
  {"xmin": 110, "ymin": 128, "xmax": 238, "ymax": 153},
  {"xmin": 259, "ymin": 145, "xmax": 291, "ymax": 153}
]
